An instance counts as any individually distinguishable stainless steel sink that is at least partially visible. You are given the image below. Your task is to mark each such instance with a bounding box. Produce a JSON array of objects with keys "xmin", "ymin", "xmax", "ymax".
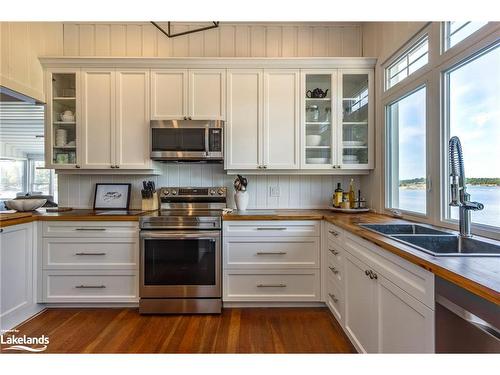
[
  {"xmin": 359, "ymin": 223, "xmax": 451, "ymax": 236},
  {"xmin": 359, "ymin": 223, "xmax": 500, "ymax": 257}
]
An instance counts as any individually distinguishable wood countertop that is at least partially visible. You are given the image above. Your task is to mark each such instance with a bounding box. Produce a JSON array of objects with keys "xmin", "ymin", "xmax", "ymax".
[
  {"xmin": 224, "ymin": 209, "xmax": 500, "ymax": 305},
  {"xmin": 0, "ymin": 209, "xmax": 149, "ymax": 228}
]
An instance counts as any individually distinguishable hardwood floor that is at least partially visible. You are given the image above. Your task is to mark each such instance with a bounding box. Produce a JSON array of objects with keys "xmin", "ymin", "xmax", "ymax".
[{"xmin": 3, "ymin": 308, "xmax": 356, "ymax": 353}]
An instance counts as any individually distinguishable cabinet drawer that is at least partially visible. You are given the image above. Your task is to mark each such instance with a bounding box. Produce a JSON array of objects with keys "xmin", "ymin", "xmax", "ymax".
[
  {"xmin": 326, "ymin": 239, "xmax": 345, "ymax": 269},
  {"xmin": 223, "ymin": 221, "xmax": 320, "ymax": 237},
  {"xmin": 344, "ymin": 233, "xmax": 434, "ymax": 308},
  {"xmin": 223, "ymin": 269, "xmax": 320, "ymax": 301},
  {"xmin": 325, "ymin": 222, "xmax": 344, "ymax": 245},
  {"xmin": 325, "ymin": 276, "xmax": 344, "ymax": 324},
  {"xmin": 326, "ymin": 256, "xmax": 343, "ymax": 286},
  {"xmin": 42, "ymin": 270, "xmax": 138, "ymax": 303},
  {"xmin": 43, "ymin": 238, "xmax": 138, "ymax": 270},
  {"xmin": 42, "ymin": 221, "xmax": 138, "ymax": 238},
  {"xmin": 224, "ymin": 237, "xmax": 319, "ymax": 269}
]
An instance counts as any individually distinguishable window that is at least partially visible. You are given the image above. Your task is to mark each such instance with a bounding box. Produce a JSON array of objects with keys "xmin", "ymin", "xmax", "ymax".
[
  {"xmin": 386, "ymin": 86, "xmax": 427, "ymax": 214},
  {"xmin": 28, "ymin": 159, "xmax": 57, "ymax": 200},
  {"xmin": 0, "ymin": 160, "xmax": 26, "ymax": 199},
  {"xmin": 444, "ymin": 42, "xmax": 500, "ymax": 228},
  {"xmin": 443, "ymin": 22, "xmax": 488, "ymax": 51},
  {"xmin": 386, "ymin": 35, "xmax": 429, "ymax": 90}
]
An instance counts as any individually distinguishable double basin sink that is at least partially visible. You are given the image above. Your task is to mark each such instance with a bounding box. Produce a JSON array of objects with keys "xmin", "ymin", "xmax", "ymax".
[{"xmin": 359, "ymin": 224, "xmax": 500, "ymax": 257}]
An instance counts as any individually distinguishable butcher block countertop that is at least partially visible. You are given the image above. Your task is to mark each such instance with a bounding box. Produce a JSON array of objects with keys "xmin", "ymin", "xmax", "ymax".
[
  {"xmin": 224, "ymin": 209, "xmax": 500, "ymax": 305},
  {"xmin": 0, "ymin": 209, "xmax": 148, "ymax": 228}
]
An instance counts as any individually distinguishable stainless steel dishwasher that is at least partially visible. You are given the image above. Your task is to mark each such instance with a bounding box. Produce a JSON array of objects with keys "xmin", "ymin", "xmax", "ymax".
[{"xmin": 435, "ymin": 277, "xmax": 500, "ymax": 353}]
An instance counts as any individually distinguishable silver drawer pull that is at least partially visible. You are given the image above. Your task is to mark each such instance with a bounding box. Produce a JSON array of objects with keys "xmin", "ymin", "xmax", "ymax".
[
  {"xmin": 328, "ymin": 293, "xmax": 339, "ymax": 303},
  {"xmin": 75, "ymin": 285, "xmax": 106, "ymax": 289},
  {"xmin": 75, "ymin": 252, "xmax": 106, "ymax": 256},
  {"xmin": 329, "ymin": 249, "xmax": 340, "ymax": 256},
  {"xmin": 329, "ymin": 266, "xmax": 339, "ymax": 274},
  {"xmin": 256, "ymin": 227, "xmax": 287, "ymax": 231},
  {"xmin": 75, "ymin": 228, "xmax": 106, "ymax": 231},
  {"xmin": 328, "ymin": 230, "xmax": 339, "ymax": 237},
  {"xmin": 256, "ymin": 251, "xmax": 287, "ymax": 255},
  {"xmin": 256, "ymin": 283, "xmax": 287, "ymax": 288}
]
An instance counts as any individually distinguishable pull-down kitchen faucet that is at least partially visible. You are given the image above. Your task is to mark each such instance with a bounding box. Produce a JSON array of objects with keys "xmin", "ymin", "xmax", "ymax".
[{"xmin": 449, "ymin": 136, "xmax": 484, "ymax": 237}]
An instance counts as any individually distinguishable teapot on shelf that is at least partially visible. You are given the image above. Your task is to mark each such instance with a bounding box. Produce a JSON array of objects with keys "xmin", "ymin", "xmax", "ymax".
[{"xmin": 306, "ymin": 88, "xmax": 329, "ymax": 98}]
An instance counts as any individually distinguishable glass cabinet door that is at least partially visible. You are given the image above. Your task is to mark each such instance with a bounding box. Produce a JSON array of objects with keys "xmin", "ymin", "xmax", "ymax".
[
  {"xmin": 50, "ymin": 72, "xmax": 78, "ymax": 167},
  {"xmin": 303, "ymin": 72, "xmax": 337, "ymax": 168},
  {"xmin": 340, "ymin": 72, "xmax": 370, "ymax": 167}
]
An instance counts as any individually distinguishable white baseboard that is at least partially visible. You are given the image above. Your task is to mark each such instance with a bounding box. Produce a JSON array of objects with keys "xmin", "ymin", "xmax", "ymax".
[
  {"xmin": 1, "ymin": 304, "xmax": 46, "ymax": 331},
  {"xmin": 223, "ymin": 302, "xmax": 326, "ymax": 308}
]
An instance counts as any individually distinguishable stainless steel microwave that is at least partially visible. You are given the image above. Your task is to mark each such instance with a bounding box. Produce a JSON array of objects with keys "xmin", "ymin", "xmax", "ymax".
[{"xmin": 150, "ymin": 120, "xmax": 223, "ymax": 162}]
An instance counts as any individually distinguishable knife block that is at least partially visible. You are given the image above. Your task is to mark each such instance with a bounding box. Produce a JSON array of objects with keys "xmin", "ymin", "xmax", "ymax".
[{"xmin": 142, "ymin": 192, "xmax": 159, "ymax": 211}]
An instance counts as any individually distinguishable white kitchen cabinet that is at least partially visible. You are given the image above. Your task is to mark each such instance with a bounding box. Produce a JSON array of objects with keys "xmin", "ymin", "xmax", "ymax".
[
  {"xmin": 81, "ymin": 69, "xmax": 115, "ymax": 169},
  {"xmin": 115, "ymin": 70, "xmax": 151, "ymax": 169},
  {"xmin": 342, "ymin": 236, "xmax": 435, "ymax": 353},
  {"xmin": 151, "ymin": 69, "xmax": 225, "ymax": 120},
  {"xmin": 343, "ymin": 251, "xmax": 378, "ymax": 353},
  {"xmin": 0, "ymin": 223, "xmax": 42, "ymax": 330},
  {"xmin": 225, "ymin": 69, "xmax": 300, "ymax": 170},
  {"xmin": 225, "ymin": 70, "xmax": 263, "ymax": 169},
  {"xmin": 80, "ymin": 69, "xmax": 151, "ymax": 170}
]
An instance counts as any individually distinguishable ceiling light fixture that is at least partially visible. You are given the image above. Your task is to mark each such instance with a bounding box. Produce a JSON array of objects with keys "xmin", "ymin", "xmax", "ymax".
[{"xmin": 151, "ymin": 22, "xmax": 220, "ymax": 38}]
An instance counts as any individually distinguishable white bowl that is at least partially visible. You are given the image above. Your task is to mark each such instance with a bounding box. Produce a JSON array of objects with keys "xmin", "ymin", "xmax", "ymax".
[
  {"xmin": 343, "ymin": 155, "xmax": 358, "ymax": 161},
  {"xmin": 5, "ymin": 199, "xmax": 47, "ymax": 212},
  {"xmin": 306, "ymin": 157, "xmax": 329, "ymax": 164},
  {"xmin": 306, "ymin": 135, "xmax": 322, "ymax": 146}
]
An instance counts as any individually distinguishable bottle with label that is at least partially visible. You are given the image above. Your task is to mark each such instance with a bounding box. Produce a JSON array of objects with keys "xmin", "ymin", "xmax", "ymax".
[
  {"xmin": 348, "ymin": 179, "xmax": 355, "ymax": 209},
  {"xmin": 334, "ymin": 183, "xmax": 343, "ymax": 208}
]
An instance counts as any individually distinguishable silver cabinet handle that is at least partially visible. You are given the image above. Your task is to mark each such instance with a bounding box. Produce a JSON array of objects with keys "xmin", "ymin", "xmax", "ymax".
[
  {"xmin": 371, "ymin": 271, "xmax": 378, "ymax": 280},
  {"xmin": 329, "ymin": 266, "xmax": 339, "ymax": 274},
  {"xmin": 256, "ymin": 251, "xmax": 287, "ymax": 255},
  {"xmin": 75, "ymin": 228, "xmax": 106, "ymax": 231},
  {"xmin": 365, "ymin": 270, "xmax": 371, "ymax": 277},
  {"xmin": 75, "ymin": 285, "xmax": 106, "ymax": 289},
  {"xmin": 256, "ymin": 227, "xmax": 287, "ymax": 231},
  {"xmin": 110, "ymin": 165, "xmax": 115, "ymax": 168},
  {"xmin": 115, "ymin": 165, "xmax": 120, "ymax": 169},
  {"xmin": 328, "ymin": 293, "xmax": 339, "ymax": 303},
  {"xmin": 75, "ymin": 252, "xmax": 106, "ymax": 256},
  {"xmin": 329, "ymin": 249, "xmax": 339, "ymax": 256},
  {"xmin": 329, "ymin": 230, "xmax": 339, "ymax": 237},
  {"xmin": 256, "ymin": 283, "xmax": 286, "ymax": 288}
]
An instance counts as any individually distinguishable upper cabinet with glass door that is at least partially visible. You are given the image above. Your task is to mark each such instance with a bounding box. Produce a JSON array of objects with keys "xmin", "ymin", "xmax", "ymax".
[
  {"xmin": 46, "ymin": 69, "xmax": 80, "ymax": 169},
  {"xmin": 301, "ymin": 71, "xmax": 338, "ymax": 169},
  {"xmin": 339, "ymin": 70, "xmax": 373, "ymax": 169}
]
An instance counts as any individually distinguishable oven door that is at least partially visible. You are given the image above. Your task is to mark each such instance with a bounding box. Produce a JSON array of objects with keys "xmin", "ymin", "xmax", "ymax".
[{"xmin": 140, "ymin": 230, "xmax": 221, "ymax": 298}]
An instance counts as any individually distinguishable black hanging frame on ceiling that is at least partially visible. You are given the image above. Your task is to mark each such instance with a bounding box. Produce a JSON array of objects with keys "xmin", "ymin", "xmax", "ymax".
[{"xmin": 151, "ymin": 22, "xmax": 220, "ymax": 38}]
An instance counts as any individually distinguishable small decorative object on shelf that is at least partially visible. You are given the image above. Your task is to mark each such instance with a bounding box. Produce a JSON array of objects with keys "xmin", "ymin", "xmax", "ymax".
[
  {"xmin": 234, "ymin": 174, "xmax": 249, "ymax": 211},
  {"xmin": 306, "ymin": 88, "xmax": 329, "ymax": 98}
]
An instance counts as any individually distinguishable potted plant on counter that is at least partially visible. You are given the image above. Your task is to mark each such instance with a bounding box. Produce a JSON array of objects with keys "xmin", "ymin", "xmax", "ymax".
[{"xmin": 233, "ymin": 175, "xmax": 249, "ymax": 211}]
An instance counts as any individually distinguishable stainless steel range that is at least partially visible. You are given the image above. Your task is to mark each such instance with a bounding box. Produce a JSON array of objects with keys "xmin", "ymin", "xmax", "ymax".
[{"xmin": 139, "ymin": 186, "xmax": 227, "ymax": 314}]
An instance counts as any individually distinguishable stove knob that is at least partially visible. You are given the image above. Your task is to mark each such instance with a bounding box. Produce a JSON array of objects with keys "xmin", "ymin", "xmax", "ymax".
[
  {"xmin": 171, "ymin": 190, "xmax": 177, "ymax": 196},
  {"xmin": 163, "ymin": 190, "xmax": 169, "ymax": 196},
  {"xmin": 210, "ymin": 189, "xmax": 216, "ymax": 195},
  {"xmin": 217, "ymin": 188, "xmax": 225, "ymax": 196}
]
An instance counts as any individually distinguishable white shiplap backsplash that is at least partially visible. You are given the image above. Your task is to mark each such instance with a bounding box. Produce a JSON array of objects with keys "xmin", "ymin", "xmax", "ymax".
[{"xmin": 58, "ymin": 164, "xmax": 363, "ymax": 210}]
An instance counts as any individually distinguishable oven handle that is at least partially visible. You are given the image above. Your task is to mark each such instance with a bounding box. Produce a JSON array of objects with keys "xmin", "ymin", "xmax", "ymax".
[{"xmin": 140, "ymin": 230, "xmax": 221, "ymax": 240}]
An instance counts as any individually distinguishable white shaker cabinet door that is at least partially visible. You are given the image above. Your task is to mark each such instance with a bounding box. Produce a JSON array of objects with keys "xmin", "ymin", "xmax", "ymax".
[
  {"xmin": 151, "ymin": 70, "xmax": 188, "ymax": 119},
  {"xmin": 263, "ymin": 70, "xmax": 300, "ymax": 169},
  {"xmin": 376, "ymin": 275, "xmax": 435, "ymax": 353},
  {"xmin": 115, "ymin": 70, "xmax": 151, "ymax": 169},
  {"xmin": 225, "ymin": 70, "xmax": 263, "ymax": 170},
  {"xmin": 189, "ymin": 70, "xmax": 225, "ymax": 120},
  {"xmin": 343, "ymin": 251, "xmax": 377, "ymax": 353},
  {"xmin": 0, "ymin": 223, "xmax": 37, "ymax": 330},
  {"xmin": 80, "ymin": 69, "xmax": 115, "ymax": 169}
]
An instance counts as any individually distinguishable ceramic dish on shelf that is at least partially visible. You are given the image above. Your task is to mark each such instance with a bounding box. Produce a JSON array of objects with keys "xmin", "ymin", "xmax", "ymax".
[
  {"xmin": 306, "ymin": 135, "xmax": 322, "ymax": 146},
  {"xmin": 306, "ymin": 157, "xmax": 329, "ymax": 164},
  {"xmin": 343, "ymin": 155, "xmax": 358, "ymax": 161},
  {"xmin": 343, "ymin": 160, "xmax": 361, "ymax": 164},
  {"xmin": 343, "ymin": 141, "xmax": 366, "ymax": 147}
]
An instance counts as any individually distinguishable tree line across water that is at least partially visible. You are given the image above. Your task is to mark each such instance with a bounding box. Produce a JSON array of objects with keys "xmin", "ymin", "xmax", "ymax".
[{"xmin": 399, "ymin": 177, "xmax": 500, "ymax": 186}]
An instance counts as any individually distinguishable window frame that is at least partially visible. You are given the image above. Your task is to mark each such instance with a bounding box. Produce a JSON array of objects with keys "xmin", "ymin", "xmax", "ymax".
[
  {"xmin": 442, "ymin": 21, "xmax": 489, "ymax": 53},
  {"xmin": 381, "ymin": 22, "xmax": 500, "ymax": 240},
  {"xmin": 385, "ymin": 31, "xmax": 430, "ymax": 92},
  {"xmin": 439, "ymin": 40, "xmax": 500, "ymax": 237}
]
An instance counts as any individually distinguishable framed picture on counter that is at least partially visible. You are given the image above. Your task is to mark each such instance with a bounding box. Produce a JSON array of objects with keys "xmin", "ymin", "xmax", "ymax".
[{"xmin": 93, "ymin": 183, "xmax": 131, "ymax": 210}]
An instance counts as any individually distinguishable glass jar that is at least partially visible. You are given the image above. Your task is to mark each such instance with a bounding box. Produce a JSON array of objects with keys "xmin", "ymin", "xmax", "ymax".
[{"xmin": 306, "ymin": 105, "xmax": 319, "ymax": 122}]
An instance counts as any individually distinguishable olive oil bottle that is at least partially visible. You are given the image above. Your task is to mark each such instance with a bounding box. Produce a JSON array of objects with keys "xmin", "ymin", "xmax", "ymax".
[
  {"xmin": 334, "ymin": 183, "xmax": 343, "ymax": 208},
  {"xmin": 348, "ymin": 179, "xmax": 355, "ymax": 209}
]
